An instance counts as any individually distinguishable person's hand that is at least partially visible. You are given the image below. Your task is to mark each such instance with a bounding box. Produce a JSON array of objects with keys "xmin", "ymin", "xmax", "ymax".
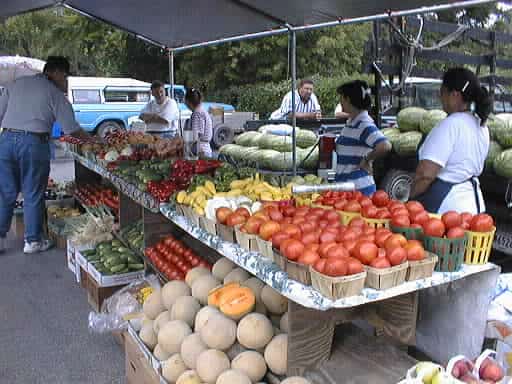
[
  {"xmin": 315, "ymin": 111, "xmax": 322, "ymax": 120},
  {"xmin": 359, "ymin": 157, "xmax": 373, "ymax": 175}
]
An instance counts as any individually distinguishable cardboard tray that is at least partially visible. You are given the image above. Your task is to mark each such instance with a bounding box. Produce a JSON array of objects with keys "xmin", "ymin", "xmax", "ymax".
[
  {"xmin": 255, "ymin": 237, "xmax": 275, "ymax": 262},
  {"xmin": 235, "ymin": 227, "xmax": 260, "ymax": 252},
  {"xmin": 310, "ymin": 267, "xmax": 366, "ymax": 300},
  {"xmin": 406, "ymin": 252, "xmax": 438, "ymax": 281},
  {"xmin": 365, "ymin": 262, "xmax": 409, "ymax": 290},
  {"xmin": 88, "ymin": 263, "xmax": 145, "ymax": 288}
]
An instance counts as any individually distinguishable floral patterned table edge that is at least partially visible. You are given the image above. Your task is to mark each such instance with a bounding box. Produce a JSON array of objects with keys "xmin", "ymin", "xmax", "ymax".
[{"xmin": 160, "ymin": 203, "xmax": 497, "ymax": 311}]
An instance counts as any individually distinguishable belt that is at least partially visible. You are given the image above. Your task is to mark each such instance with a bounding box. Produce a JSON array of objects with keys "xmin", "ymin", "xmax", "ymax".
[{"xmin": 2, "ymin": 128, "xmax": 49, "ymax": 138}]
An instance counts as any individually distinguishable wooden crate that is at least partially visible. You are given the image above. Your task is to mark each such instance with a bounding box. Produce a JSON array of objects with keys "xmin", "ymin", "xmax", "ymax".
[
  {"xmin": 235, "ymin": 227, "xmax": 259, "ymax": 252},
  {"xmin": 216, "ymin": 223, "xmax": 236, "ymax": 243},
  {"xmin": 406, "ymin": 253, "xmax": 438, "ymax": 281},
  {"xmin": 256, "ymin": 237, "xmax": 274, "ymax": 262},
  {"xmin": 310, "ymin": 268, "xmax": 366, "ymax": 300},
  {"xmin": 285, "ymin": 259, "xmax": 311, "ymax": 285},
  {"xmin": 365, "ymin": 262, "xmax": 408, "ymax": 290},
  {"xmin": 48, "ymin": 230, "xmax": 67, "ymax": 249}
]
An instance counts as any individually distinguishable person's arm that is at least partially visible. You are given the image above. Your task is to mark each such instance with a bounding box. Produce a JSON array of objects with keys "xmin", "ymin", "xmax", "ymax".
[
  {"xmin": 290, "ymin": 111, "xmax": 317, "ymax": 119},
  {"xmin": 410, "ymin": 160, "xmax": 442, "ymax": 197},
  {"xmin": 334, "ymin": 103, "xmax": 349, "ymax": 119},
  {"xmin": 0, "ymin": 86, "xmax": 9, "ymax": 124},
  {"xmin": 53, "ymin": 91, "xmax": 88, "ymax": 137},
  {"xmin": 359, "ymin": 125, "xmax": 392, "ymax": 174},
  {"xmin": 155, "ymin": 99, "xmax": 178, "ymax": 125}
]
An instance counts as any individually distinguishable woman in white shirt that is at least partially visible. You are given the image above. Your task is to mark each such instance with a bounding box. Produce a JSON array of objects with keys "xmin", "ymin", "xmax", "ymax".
[{"xmin": 410, "ymin": 68, "xmax": 492, "ymax": 214}]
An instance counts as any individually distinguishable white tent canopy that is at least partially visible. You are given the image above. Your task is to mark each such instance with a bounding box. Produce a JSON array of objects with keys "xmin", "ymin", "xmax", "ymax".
[
  {"xmin": 2, "ymin": 0, "xmax": 496, "ymax": 50},
  {"xmin": 0, "ymin": 56, "xmax": 45, "ymax": 85}
]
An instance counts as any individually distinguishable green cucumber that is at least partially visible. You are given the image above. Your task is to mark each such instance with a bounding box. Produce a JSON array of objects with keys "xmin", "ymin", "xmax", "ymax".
[
  {"xmin": 116, "ymin": 267, "xmax": 130, "ymax": 274},
  {"xmin": 110, "ymin": 264, "xmax": 127, "ymax": 273},
  {"xmin": 128, "ymin": 263, "xmax": 144, "ymax": 270}
]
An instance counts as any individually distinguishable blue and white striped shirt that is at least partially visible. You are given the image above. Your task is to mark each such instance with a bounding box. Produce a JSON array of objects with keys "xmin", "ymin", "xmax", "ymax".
[
  {"xmin": 270, "ymin": 90, "xmax": 321, "ymax": 120},
  {"xmin": 335, "ymin": 111, "xmax": 388, "ymax": 196}
]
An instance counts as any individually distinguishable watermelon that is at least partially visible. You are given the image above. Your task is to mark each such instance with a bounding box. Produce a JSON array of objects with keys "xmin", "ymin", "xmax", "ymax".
[
  {"xmin": 235, "ymin": 131, "xmax": 261, "ymax": 147},
  {"xmin": 258, "ymin": 134, "xmax": 279, "ymax": 150},
  {"xmin": 255, "ymin": 149, "xmax": 281, "ymax": 169},
  {"xmin": 296, "ymin": 129, "xmax": 318, "ymax": 148},
  {"xmin": 419, "ymin": 109, "xmax": 447, "ymax": 135},
  {"xmin": 301, "ymin": 146, "xmax": 319, "ymax": 170},
  {"xmin": 485, "ymin": 140, "xmax": 502, "ymax": 170},
  {"xmin": 218, "ymin": 144, "xmax": 240, "ymax": 158},
  {"xmin": 493, "ymin": 114, "xmax": 512, "ymax": 148},
  {"xmin": 395, "ymin": 131, "xmax": 423, "ymax": 156},
  {"xmin": 381, "ymin": 127, "xmax": 400, "ymax": 146},
  {"xmin": 493, "ymin": 148, "xmax": 512, "ymax": 178},
  {"xmin": 397, "ymin": 107, "xmax": 428, "ymax": 132}
]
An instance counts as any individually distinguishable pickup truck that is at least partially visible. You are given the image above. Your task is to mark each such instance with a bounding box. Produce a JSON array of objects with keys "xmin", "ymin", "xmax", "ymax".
[{"xmin": 67, "ymin": 77, "xmax": 235, "ymax": 137}]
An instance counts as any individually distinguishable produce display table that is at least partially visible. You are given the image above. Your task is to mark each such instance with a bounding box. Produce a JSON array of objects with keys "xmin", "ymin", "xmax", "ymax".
[{"xmin": 71, "ymin": 152, "xmax": 501, "ymax": 383}]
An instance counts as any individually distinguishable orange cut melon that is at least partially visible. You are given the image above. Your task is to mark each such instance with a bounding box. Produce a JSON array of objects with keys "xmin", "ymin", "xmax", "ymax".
[
  {"xmin": 219, "ymin": 286, "xmax": 256, "ymax": 320},
  {"xmin": 207, "ymin": 282, "xmax": 241, "ymax": 307}
]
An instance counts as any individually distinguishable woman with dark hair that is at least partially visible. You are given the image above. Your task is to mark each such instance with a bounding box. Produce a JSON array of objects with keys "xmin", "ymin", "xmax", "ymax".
[
  {"xmin": 410, "ymin": 67, "xmax": 491, "ymax": 214},
  {"xmin": 335, "ymin": 80, "xmax": 392, "ymax": 195},
  {"xmin": 184, "ymin": 88, "xmax": 213, "ymax": 158}
]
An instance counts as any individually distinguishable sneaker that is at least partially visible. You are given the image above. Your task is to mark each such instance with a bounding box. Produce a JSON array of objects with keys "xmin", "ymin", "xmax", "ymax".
[
  {"xmin": 23, "ymin": 239, "xmax": 54, "ymax": 254},
  {"xmin": 0, "ymin": 237, "xmax": 5, "ymax": 253}
]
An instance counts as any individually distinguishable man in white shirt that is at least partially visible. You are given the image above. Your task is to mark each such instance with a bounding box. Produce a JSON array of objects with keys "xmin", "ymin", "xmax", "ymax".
[
  {"xmin": 270, "ymin": 79, "xmax": 322, "ymax": 120},
  {"xmin": 140, "ymin": 81, "xmax": 179, "ymax": 137}
]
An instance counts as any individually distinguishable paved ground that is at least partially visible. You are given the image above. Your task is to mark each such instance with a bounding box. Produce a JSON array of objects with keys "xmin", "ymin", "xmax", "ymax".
[{"xmin": 0, "ymin": 146, "xmax": 125, "ymax": 384}]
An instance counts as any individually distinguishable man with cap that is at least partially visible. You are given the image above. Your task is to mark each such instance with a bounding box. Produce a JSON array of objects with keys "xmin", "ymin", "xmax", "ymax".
[{"xmin": 0, "ymin": 56, "xmax": 88, "ymax": 254}]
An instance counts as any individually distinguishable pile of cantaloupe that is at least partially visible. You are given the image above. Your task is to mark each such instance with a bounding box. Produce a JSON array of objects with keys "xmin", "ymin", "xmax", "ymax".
[{"xmin": 138, "ymin": 257, "xmax": 311, "ymax": 384}]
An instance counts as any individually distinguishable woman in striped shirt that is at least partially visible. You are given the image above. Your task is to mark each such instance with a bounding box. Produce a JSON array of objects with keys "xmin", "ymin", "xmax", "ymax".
[
  {"xmin": 335, "ymin": 80, "xmax": 392, "ymax": 195},
  {"xmin": 184, "ymin": 88, "xmax": 213, "ymax": 158}
]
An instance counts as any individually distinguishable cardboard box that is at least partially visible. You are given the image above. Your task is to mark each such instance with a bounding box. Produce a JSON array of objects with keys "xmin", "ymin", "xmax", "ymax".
[
  {"xmin": 125, "ymin": 332, "xmax": 166, "ymax": 384},
  {"xmin": 66, "ymin": 239, "xmax": 76, "ymax": 274},
  {"xmin": 88, "ymin": 263, "xmax": 145, "ymax": 288},
  {"xmin": 10, "ymin": 211, "xmax": 24, "ymax": 238},
  {"xmin": 75, "ymin": 249, "xmax": 89, "ymax": 285},
  {"xmin": 86, "ymin": 275, "xmax": 124, "ymax": 312},
  {"xmin": 48, "ymin": 230, "xmax": 67, "ymax": 249}
]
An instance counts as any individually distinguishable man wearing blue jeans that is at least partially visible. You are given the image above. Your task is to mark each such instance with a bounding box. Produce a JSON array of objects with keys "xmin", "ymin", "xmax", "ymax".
[{"xmin": 0, "ymin": 56, "xmax": 87, "ymax": 254}]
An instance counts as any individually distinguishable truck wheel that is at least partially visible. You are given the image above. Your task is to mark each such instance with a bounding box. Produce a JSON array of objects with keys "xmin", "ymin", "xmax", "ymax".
[
  {"xmin": 380, "ymin": 169, "xmax": 414, "ymax": 202},
  {"xmin": 96, "ymin": 121, "xmax": 124, "ymax": 138},
  {"xmin": 212, "ymin": 124, "xmax": 234, "ymax": 148}
]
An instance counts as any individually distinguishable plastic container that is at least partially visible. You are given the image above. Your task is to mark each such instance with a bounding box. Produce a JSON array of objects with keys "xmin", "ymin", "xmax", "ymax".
[
  {"xmin": 310, "ymin": 267, "xmax": 366, "ymax": 300},
  {"xmin": 364, "ymin": 262, "xmax": 408, "ymax": 290},
  {"xmin": 390, "ymin": 225, "xmax": 424, "ymax": 240},
  {"xmin": 423, "ymin": 235, "xmax": 467, "ymax": 272},
  {"xmin": 339, "ymin": 211, "xmax": 361, "ymax": 225},
  {"xmin": 406, "ymin": 252, "xmax": 438, "ymax": 281},
  {"xmin": 363, "ymin": 217, "xmax": 390, "ymax": 229},
  {"xmin": 464, "ymin": 227, "xmax": 496, "ymax": 265}
]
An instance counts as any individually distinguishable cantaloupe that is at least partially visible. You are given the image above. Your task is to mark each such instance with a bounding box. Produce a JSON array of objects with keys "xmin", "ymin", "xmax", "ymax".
[
  {"xmin": 141, "ymin": 316, "xmax": 154, "ymax": 329},
  {"xmin": 140, "ymin": 323, "xmax": 158, "ymax": 350},
  {"xmin": 281, "ymin": 377, "xmax": 311, "ymax": 384},
  {"xmin": 194, "ymin": 306, "xmax": 220, "ymax": 333},
  {"xmin": 243, "ymin": 278, "xmax": 265, "ymax": 301},
  {"xmin": 264, "ymin": 334, "xmax": 288, "ymax": 375},
  {"xmin": 171, "ymin": 296, "xmax": 201, "ymax": 327},
  {"xmin": 196, "ymin": 349, "xmax": 230, "ymax": 384},
  {"xmin": 223, "ymin": 268, "xmax": 250, "ymax": 284},
  {"xmin": 270, "ymin": 314, "xmax": 281, "ymax": 329},
  {"xmin": 237, "ymin": 313, "xmax": 274, "ymax": 350},
  {"xmin": 200, "ymin": 313, "xmax": 236, "ymax": 351},
  {"xmin": 192, "ymin": 275, "xmax": 220, "ymax": 305},
  {"xmin": 180, "ymin": 333, "xmax": 207, "ymax": 370},
  {"xmin": 143, "ymin": 290, "xmax": 165, "ymax": 320},
  {"xmin": 158, "ymin": 320, "xmax": 192, "ymax": 355},
  {"xmin": 226, "ymin": 342, "xmax": 247, "ymax": 360},
  {"xmin": 162, "ymin": 281, "xmax": 192, "ymax": 310},
  {"xmin": 154, "ymin": 344, "xmax": 171, "ymax": 361},
  {"xmin": 212, "ymin": 258, "xmax": 236, "ymax": 281},
  {"xmin": 231, "ymin": 351, "xmax": 267, "ymax": 383},
  {"xmin": 261, "ymin": 286, "xmax": 287, "ymax": 315},
  {"xmin": 208, "ymin": 282, "xmax": 241, "ymax": 307},
  {"xmin": 216, "ymin": 369, "xmax": 252, "ymax": 384},
  {"xmin": 176, "ymin": 369, "xmax": 202, "ymax": 384},
  {"xmin": 185, "ymin": 266, "xmax": 211, "ymax": 287},
  {"xmin": 153, "ymin": 310, "xmax": 171, "ymax": 334},
  {"xmin": 280, "ymin": 312, "xmax": 289, "ymax": 333},
  {"xmin": 162, "ymin": 354, "xmax": 187, "ymax": 383},
  {"xmin": 218, "ymin": 286, "xmax": 255, "ymax": 320}
]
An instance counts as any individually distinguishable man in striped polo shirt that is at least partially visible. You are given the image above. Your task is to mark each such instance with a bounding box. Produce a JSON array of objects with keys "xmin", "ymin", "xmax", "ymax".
[{"xmin": 270, "ymin": 79, "xmax": 322, "ymax": 120}]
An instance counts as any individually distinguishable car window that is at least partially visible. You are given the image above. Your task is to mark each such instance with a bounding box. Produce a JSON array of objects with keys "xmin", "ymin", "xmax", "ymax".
[
  {"xmin": 72, "ymin": 89, "xmax": 101, "ymax": 104},
  {"xmin": 104, "ymin": 90, "xmax": 150, "ymax": 103}
]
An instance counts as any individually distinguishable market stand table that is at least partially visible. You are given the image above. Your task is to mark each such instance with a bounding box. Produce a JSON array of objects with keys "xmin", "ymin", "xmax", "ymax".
[{"xmin": 72, "ymin": 152, "xmax": 500, "ymax": 383}]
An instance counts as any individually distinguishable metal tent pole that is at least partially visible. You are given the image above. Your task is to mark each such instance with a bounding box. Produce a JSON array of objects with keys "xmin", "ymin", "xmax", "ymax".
[
  {"xmin": 288, "ymin": 26, "xmax": 297, "ymax": 176},
  {"xmin": 169, "ymin": 49, "xmax": 175, "ymax": 99}
]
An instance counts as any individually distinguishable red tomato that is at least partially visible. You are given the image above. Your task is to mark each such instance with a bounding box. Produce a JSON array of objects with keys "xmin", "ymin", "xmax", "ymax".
[
  {"xmin": 305, "ymin": 243, "xmax": 320, "ymax": 252},
  {"xmin": 216, "ymin": 207, "xmax": 233, "ymax": 224},
  {"xmin": 271, "ymin": 231, "xmax": 290, "ymax": 248},
  {"xmin": 326, "ymin": 245, "xmax": 350, "ymax": 259},
  {"xmin": 372, "ymin": 191, "xmax": 390, "ymax": 208},
  {"xmin": 319, "ymin": 230, "xmax": 338, "ymax": 244},
  {"xmin": 298, "ymin": 250, "xmax": 320, "ymax": 265},
  {"xmin": 324, "ymin": 210, "xmax": 340, "ymax": 222},
  {"xmin": 349, "ymin": 217, "xmax": 365, "ymax": 228},
  {"xmin": 470, "ymin": 213, "xmax": 494, "ymax": 232},
  {"xmin": 362, "ymin": 205, "xmax": 378, "ymax": 219},
  {"xmin": 375, "ymin": 231, "xmax": 392, "ymax": 248},
  {"xmin": 423, "ymin": 218, "xmax": 446, "ymax": 238},
  {"xmin": 385, "ymin": 234, "xmax": 408, "ymax": 250},
  {"xmin": 281, "ymin": 224, "xmax": 302, "ymax": 239},
  {"xmin": 243, "ymin": 217, "xmax": 265, "ymax": 235},
  {"xmin": 346, "ymin": 257, "xmax": 364, "ymax": 275},
  {"xmin": 392, "ymin": 208, "xmax": 410, "ymax": 218},
  {"xmin": 319, "ymin": 242, "xmax": 337, "ymax": 258},
  {"xmin": 406, "ymin": 201, "xmax": 425, "ymax": 215},
  {"xmin": 375, "ymin": 209, "xmax": 391, "ymax": 219},
  {"xmin": 298, "ymin": 221, "xmax": 316, "ymax": 234},
  {"xmin": 389, "ymin": 202, "xmax": 407, "ymax": 213},
  {"xmin": 411, "ymin": 210, "xmax": 430, "ymax": 225},
  {"xmin": 235, "ymin": 207, "xmax": 251, "ymax": 219},
  {"xmin": 344, "ymin": 201, "xmax": 362, "ymax": 213},
  {"xmin": 353, "ymin": 241, "xmax": 378, "ymax": 265},
  {"xmin": 267, "ymin": 209, "xmax": 284, "ymax": 222},
  {"xmin": 282, "ymin": 239, "xmax": 305, "ymax": 261},
  {"xmin": 362, "ymin": 226, "xmax": 376, "ymax": 236},
  {"xmin": 391, "ymin": 215, "xmax": 411, "ymax": 228},
  {"xmin": 370, "ymin": 257, "xmax": 391, "ymax": 269},
  {"xmin": 344, "ymin": 240, "xmax": 358, "ymax": 257},
  {"xmin": 359, "ymin": 197, "xmax": 373, "ymax": 208},
  {"xmin": 301, "ymin": 231, "xmax": 320, "ymax": 245},
  {"xmin": 226, "ymin": 213, "xmax": 247, "ymax": 227},
  {"xmin": 441, "ymin": 211, "xmax": 462, "ymax": 230},
  {"xmin": 410, "ymin": 223, "xmax": 423, "ymax": 229},
  {"xmin": 341, "ymin": 228, "xmax": 358, "ymax": 243},
  {"xmin": 282, "ymin": 206, "xmax": 296, "ymax": 217},
  {"xmin": 387, "ymin": 246, "xmax": 407, "ymax": 265},
  {"xmin": 359, "ymin": 234, "xmax": 376, "ymax": 243},
  {"xmin": 447, "ymin": 227, "xmax": 466, "ymax": 239},
  {"xmin": 318, "ymin": 220, "xmax": 329, "ymax": 229},
  {"xmin": 334, "ymin": 200, "xmax": 347, "ymax": 210},
  {"xmin": 259, "ymin": 220, "xmax": 281, "ymax": 241},
  {"xmin": 313, "ymin": 258, "xmax": 327, "ymax": 273},
  {"xmin": 378, "ymin": 248, "xmax": 387, "ymax": 258},
  {"xmin": 404, "ymin": 240, "xmax": 425, "ymax": 261},
  {"xmin": 461, "ymin": 212, "xmax": 473, "ymax": 224},
  {"xmin": 323, "ymin": 258, "xmax": 348, "ymax": 277}
]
